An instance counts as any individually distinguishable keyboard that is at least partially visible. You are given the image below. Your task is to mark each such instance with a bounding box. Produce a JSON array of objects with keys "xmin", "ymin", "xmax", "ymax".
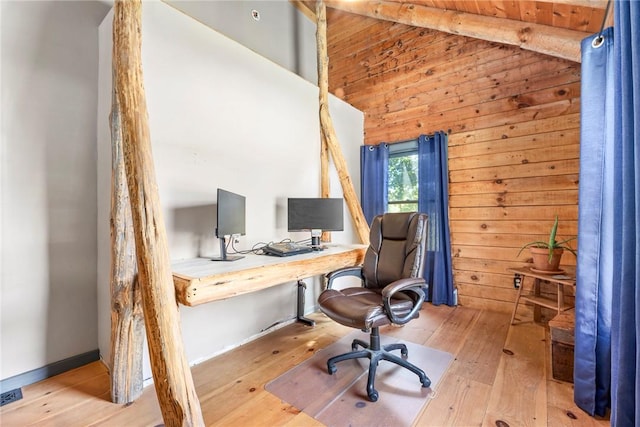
[{"xmin": 263, "ymin": 242, "xmax": 313, "ymax": 257}]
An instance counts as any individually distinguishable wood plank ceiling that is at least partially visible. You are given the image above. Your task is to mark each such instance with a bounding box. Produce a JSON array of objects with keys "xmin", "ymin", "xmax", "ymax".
[{"xmin": 312, "ymin": 0, "xmax": 611, "ymax": 313}]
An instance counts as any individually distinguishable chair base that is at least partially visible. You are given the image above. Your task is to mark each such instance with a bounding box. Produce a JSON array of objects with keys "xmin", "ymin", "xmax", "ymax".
[{"xmin": 326, "ymin": 327, "xmax": 431, "ymax": 402}]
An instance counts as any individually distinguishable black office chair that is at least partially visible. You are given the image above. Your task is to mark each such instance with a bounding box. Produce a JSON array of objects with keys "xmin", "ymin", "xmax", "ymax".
[{"xmin": 318, "ymin": 212, "xmax": 431, "ymax": 402}]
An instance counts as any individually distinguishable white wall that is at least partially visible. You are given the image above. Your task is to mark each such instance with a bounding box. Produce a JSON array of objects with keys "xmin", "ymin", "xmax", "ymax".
[
  {"xmin": 166, "ymin": 0, "xmax": 318, "ymax": 84},
  {"xmin": 1, "ymin": 1, "xmax": 111, "ymax": 382},
  {"xmin": 97, "ymin": 2, "xmax": 363, "ymax": 380}
]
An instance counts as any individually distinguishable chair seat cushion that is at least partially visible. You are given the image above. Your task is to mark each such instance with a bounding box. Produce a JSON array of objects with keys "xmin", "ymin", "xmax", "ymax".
[{"xmin": 318, "ymin": 287, "xmax": 416, "ymax": 330}]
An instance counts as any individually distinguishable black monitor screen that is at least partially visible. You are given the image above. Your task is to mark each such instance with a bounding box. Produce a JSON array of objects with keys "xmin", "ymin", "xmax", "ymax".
[
  {"xmin": 288, "ymin": 198, "xmax": 344, "ymax": 231},
  {"xmin": 216, "ymin": 189, "xmax": 246, "ymax": 238}
]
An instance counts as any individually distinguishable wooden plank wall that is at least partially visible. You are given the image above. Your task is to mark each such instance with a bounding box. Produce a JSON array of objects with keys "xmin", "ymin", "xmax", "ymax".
[{"xmin": 327, "ymin": 11, "xmax": 580, "ymax": 313}]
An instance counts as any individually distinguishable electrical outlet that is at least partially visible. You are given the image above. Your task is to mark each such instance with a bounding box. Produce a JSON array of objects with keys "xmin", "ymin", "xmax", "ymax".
[
  {"xmin": 1, "ymin": 388, "xmax": 23, "ymax": 407},
  {"xmin": 513, "ymin": 274, "xmax": 522, "ymax": 289}
]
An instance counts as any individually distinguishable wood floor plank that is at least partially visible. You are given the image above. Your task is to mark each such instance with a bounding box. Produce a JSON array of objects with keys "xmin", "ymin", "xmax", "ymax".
[
  {"xmin": 1, "ymin": 362, "xmax": 107, "ymax": 415},
  {"xmin": 1, "ymin": 370, "xmax": 111, "ymax": 426},
  {"xmin": 482, "ymin": 322, "xmax": 548, "ymax": 427},
  {"xmin": 198, "ymin": 337, "xmax": 345, "ymax": 419},
  {"xmin": 546, "ymin": 379, "xmax": 609, "ymax": 427},
  {"xmin": 86, "ymin": 384, "xmax": 163, "ymax": 427},
  {"xmin": 380, "ymin": 303, "xmax": 456, "ymax": 345},
  {"xmin": 425, "ymin": 305, "xmax": 481, "ymax": 354},
  {"xmin": 414, "ymin": 372, "xmax": 492, "ymax": 426},
  {"xmin": 28, "ymin": 390, "xmax": 114, "ymax": 426},
  {"xmin": 212, "ymin": 388, "xmax": 301, "ymax": 427},
  {"xmin": 280, "ymin": 412, "xmax": 325, "ymax": 427},
  {"xmin": 447, "ymin": 310, "xmax": 511, "ymax": 385},
  {"xmin": 0, "ymin": 308, "xmax": 609, "ymax": 427}
]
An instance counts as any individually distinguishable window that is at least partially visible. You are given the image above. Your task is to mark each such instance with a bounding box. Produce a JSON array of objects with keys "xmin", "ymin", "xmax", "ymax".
[{"xmin": 387, "ymin": 140, "xmax": 419, "ymax": 213}]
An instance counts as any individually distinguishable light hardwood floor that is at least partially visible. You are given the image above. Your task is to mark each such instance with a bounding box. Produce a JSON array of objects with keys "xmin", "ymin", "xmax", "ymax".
[{"xmin": 0, "ymin": 305, "xmax": 610, "ymax": 426}]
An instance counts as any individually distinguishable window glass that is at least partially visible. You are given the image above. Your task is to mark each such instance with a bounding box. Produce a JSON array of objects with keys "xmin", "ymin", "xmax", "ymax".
[{"xmin": 387, "ymin": 149, "xmax": 418, "ymax": 213}]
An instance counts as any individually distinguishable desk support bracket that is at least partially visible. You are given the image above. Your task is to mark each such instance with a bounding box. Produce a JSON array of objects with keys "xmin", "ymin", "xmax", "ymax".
[{"xmin": 297, "ymin": 280, "xmax": 315, "ymax": 326}]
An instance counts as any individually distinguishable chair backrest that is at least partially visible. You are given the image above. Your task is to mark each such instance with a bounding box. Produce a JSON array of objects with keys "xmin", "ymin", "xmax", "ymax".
[{"xmin": 362, "ymin": 212, "xmax": 428, "ymax": 290}]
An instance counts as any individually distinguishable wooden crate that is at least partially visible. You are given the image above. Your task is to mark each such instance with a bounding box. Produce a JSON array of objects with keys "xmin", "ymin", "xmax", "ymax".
[{"xmin": 549, "ymin": 308, "xmax": 575, "ymax": 383}]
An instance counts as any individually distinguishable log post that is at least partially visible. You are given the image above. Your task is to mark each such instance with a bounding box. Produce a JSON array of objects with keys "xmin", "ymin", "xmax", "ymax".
[
  {"xmin": 109, "ymin": 70, "xmax": 144, "ymax": 404},
  {"xmin": 316, "ymin": 0, "xmax": 370, "ymax": 245},
  {"xmin": 320, "ymin": 129, "xmax": 331, "ymax": 243},
  {"xmin": 112, "ymin": 1, "xmax": 204, "ymax": 425}
]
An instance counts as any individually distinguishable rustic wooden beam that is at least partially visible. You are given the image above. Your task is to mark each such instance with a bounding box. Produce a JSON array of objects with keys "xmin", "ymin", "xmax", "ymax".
[
  {"xmin": 536, "ymin": 0, "xmax": 607, "ymax": 8},
  {"xmin": 289, "ymin": 2, "xmax": 326, "ymax": 197},
  {"xmin": 320, "ymin": 129, "xmax": 331, "ymax": 243},
  {"xmin": 293, "ymin": 0, "xmax": 608, "ymax": 22},
  {"xmin": 324, "ymin": 0, "xmax": 590, "ymax": 63},
  {"xmin": 290, "ymin": 0, "xmax": 316, "ymax": 21},
  {"xmin": 109, "ymin": 70, "xmax": 144, "ymax": 404},
  {"xmin": 292, "ymin": 0, "xmax": 341, "ymax": 244},
  {"xmin": 316, "ymin": 0, "xmax": 370, "ymax": 245},
  {"xmin": 112, "ymin": 1, "xmax": 204, "ymax": 425}
]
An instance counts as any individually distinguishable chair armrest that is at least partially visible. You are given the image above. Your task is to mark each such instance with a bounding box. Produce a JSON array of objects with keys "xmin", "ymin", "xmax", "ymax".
[
  {"xmin": 381, "ymin": 278, "xmax": 426, "ymax": 325},
  {"xmin": 325, "ymin": 266, "xmax": 364, "ymax": 289}
]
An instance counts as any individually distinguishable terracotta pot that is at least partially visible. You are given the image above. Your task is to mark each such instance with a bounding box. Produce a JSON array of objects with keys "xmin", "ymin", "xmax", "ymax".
[{"xmin": 529, "ymin": 247, "xmax": 564, "ymax": 271}]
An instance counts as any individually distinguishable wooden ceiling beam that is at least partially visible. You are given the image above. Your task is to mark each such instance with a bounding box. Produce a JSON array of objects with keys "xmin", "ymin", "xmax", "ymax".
[
  {"xmin": 535, "ymin": 0, "xmax": 608, "ymax": 8},
  {"xmin": 291, "ymin": 0, "xmax": 316, "ymax": 21},
  {"xmin": 323, "ymin": 1, "xmax": 591, "ymax": 63}
]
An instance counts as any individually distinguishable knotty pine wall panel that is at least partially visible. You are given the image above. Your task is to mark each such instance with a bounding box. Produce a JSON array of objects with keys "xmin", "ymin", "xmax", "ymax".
[{"xmin": 327, "ymin": 11, "xmax": 580, "ymax": 313}]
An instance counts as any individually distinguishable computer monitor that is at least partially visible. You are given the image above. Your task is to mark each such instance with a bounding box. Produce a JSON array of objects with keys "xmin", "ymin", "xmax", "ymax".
[
  {"xmin": 212, "ymin": 188, "xmax": 245, "ymax": 261},
  {"xmin": 288, "ymin": 198, "xmax": 344, "ymax": 249}
]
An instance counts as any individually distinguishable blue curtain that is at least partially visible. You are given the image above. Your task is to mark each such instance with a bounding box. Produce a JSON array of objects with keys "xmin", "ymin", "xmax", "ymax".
[
  {"xmin": 418, "ymin": 132, "xmax": 455, "ymax": 305},
  {"xmin": 360, "ymin": 144, "xmax": 388, "ymax": 224},
  {"xmin": 575, "ymin": 2, "xmax": 640, "ymax": 423},
  {"xmin": 610, "ymin": 2, "xmax": 640, "ymax": 425},
  {"xmin": 574, "ymin": 26, "xmax": 614, "ymax": 418}
]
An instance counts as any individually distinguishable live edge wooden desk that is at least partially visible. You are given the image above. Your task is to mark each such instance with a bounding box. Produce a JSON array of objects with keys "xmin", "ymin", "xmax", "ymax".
[
  {"xmin": 508, "ymin": 266, "xmax": 576, "ymax": 325},
  {"xmin": 172, "ymin": 244, "xmax": 366, "ymax": 322}
]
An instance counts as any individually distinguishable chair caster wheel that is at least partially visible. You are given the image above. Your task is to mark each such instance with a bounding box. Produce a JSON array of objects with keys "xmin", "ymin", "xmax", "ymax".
[
  {"xmin": 368, "ymin": 390, "xmax": 379, "ymax": 402},
  {"xmin": 327, "ymin": 363, "xmax": 337, "ymax": 375},
  {"xmin": 401, "ymin": 348, "xmax": 408, "ymax": 357},
  {"xmin": 421, "ymin": 377, "xmax": 431, "ymax": 388}
]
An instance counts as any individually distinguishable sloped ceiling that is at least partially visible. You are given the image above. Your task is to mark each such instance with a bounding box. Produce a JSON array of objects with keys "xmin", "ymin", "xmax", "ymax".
[{"xmin": 295, "ymin": 0, "xmax": 613, "ymax": 62}]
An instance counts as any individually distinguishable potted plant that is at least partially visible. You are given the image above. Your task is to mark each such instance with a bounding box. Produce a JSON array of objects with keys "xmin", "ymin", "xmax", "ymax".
[{"xmin": 517, "ymin": 215, "xmax": 577, "ymax": 272}]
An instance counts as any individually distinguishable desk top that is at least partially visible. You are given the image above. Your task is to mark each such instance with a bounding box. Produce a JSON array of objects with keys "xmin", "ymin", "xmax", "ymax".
[
  {"xmin": 172, "ymin": 244, "xmax": 366, "ymax": 306},
  {"xmin": 507, "ymin": 266, "xmax": 576, "ymax": 286}
]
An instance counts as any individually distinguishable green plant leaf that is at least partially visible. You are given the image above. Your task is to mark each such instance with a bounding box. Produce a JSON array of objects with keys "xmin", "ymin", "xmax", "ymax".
[
  {"xmin": 515, "ymin": 215, "xmax": 577, "ymax": 262},
  {"xmin": 549, "ymin": 215, "xmax": 559, "ymax": 247}
]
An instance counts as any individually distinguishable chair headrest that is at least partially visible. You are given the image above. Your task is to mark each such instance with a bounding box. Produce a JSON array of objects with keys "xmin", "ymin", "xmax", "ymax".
[
  {"xmin": 380, "ymin": 212, "xmax": 416, "ymax": 240},
  {"xmin": 364, "ymin": 212, "xmax": 428, "ymax": 288}
]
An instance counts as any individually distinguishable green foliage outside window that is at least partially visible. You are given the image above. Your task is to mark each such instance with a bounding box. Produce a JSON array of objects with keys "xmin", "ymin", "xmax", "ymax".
[{"xmin": 387, "ymin": 153, "xmax": 418, "ymax": 212}]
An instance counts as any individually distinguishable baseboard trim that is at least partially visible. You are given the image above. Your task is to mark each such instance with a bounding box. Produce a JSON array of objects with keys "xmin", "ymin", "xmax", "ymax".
[{"xmin": 0, "ymin": 349, "xmax": 100, "ymax": 393}]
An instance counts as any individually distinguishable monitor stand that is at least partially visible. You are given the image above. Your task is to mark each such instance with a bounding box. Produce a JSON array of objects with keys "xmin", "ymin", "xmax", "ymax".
[
  {"xmin": 211, "ymin": 236, "xmax": 244, "ymax": 261},
  {"xmin": 310, "ymin": 229, "xmax": 326, "ymax": 251}
]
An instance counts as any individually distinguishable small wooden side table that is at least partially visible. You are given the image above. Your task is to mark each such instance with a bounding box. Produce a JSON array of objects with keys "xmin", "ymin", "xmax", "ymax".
[{"xmin": 508, "ymin": 267, "xmax": 576, "ymax": 325}]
